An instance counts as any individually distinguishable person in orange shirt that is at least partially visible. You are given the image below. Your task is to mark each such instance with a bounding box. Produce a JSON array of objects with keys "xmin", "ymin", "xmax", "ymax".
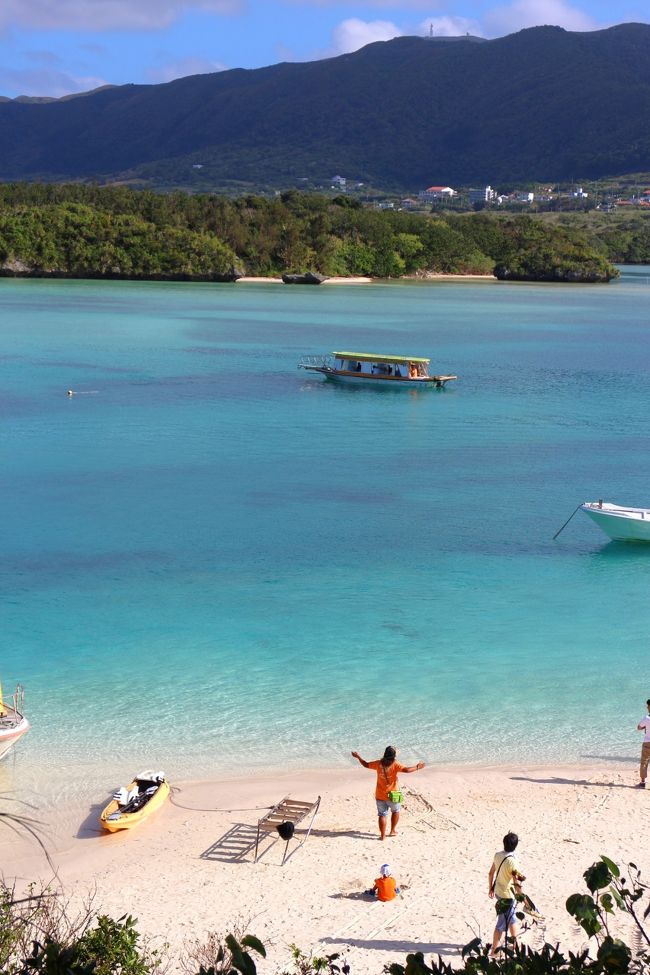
[
  {"xmin": 372, "ymin": 863, "xmax": 401, "ymax": 901},
  {"xmin": 351, "ymin": 745, "xmax": 425, "ymax": 840}
]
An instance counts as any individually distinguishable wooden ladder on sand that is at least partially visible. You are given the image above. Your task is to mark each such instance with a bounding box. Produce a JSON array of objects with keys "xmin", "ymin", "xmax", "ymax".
[{"xmin": 254, "ymin": 795, "xmax": 321, "ymax": 865}]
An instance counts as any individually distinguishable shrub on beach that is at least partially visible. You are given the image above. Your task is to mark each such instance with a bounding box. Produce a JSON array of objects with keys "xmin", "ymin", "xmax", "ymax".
[
  {"xmin": 67, "ymin": 914, "xmax": 164, "ymax": 975},
  {"xmin": 279, "ymin": 945, "xmax": 350, "ymax": 975},
  {"xmin": 0, "ymin": 880, "xmax": 95, "ymax": 973},
  {"xmin": 180, "ymin": 930, "xmax": 265, "ymax": 975},
  {"xmin": 0, "ymin": 883, "xmax": 163, "ymax": 975}
]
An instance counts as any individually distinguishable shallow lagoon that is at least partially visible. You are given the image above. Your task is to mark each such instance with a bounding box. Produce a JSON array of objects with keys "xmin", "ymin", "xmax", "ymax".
[{"xmin": 2, "ymin": 270, "xmax": 650, "ymax": 798}]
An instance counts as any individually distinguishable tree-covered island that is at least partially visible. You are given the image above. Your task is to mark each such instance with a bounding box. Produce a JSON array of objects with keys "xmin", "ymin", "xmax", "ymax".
[{"xmin": 0, "ymin": 184, "xmax": 621, "ymax": 283}]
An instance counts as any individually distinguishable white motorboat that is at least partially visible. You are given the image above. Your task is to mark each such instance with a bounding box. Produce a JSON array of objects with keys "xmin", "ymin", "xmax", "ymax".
[
  {"xmin": 299, "ymin": 351, "xmax": 457, "ymax": 387},
  {"xmin": 580, "ymin": 501, "xmax": 650, "ymax": 542},
  {"xmin": 0, "ymin": 684, "xmax": 30, "ymax": 760}
]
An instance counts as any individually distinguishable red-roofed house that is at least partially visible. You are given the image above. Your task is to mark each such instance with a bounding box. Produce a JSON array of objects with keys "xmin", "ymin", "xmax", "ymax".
[{"xmin": 418, "ymin": 185, "xmax": 456, "ymax": 202}]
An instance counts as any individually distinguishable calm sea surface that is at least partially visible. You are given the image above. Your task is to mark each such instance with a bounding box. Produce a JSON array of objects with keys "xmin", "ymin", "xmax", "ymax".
[{"xmin": 2, "ymin": 270, "xmax": 650, "ymax": 800}]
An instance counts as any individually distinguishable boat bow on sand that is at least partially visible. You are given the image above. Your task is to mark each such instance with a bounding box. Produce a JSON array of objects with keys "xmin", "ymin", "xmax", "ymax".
[
  {"xmin": 580, "ymin": 501, "xmax": 650, "ymax": 541},
  {"xmin": 299, "ymin": 352, "xmax": 457, "ymax": 387},
  {"xmin": 0, "ymin": 684, "xmax": 30, "ymax": 761}
]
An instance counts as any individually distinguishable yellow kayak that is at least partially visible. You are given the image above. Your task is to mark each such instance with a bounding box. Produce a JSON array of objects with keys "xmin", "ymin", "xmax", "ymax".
[{"xmin": 100, "ymin": 771, "xmax": 170, "ymax": 832}]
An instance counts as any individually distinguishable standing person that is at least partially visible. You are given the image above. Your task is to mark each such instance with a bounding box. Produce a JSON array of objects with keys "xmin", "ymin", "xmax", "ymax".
[
  {"xmin": 488, "ymin": 831, "xmax": 526, "ymax": 956},
  {"xmin": 351, "ymin": 745, "xmax": 425, "ymax": 840},
  {"xmin": 636, "ymin": 699, "xmax": 650, "ymax": 788}
]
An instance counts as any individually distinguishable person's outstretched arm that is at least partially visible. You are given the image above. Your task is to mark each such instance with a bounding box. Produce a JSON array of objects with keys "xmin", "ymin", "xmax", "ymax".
[
  {"xmin": 402, "ymin": 762, "xmax": 425, "ymax": 773},
  {"xmin": 351, "ymin": 751, "xmax": 370, "ymax": 768}
]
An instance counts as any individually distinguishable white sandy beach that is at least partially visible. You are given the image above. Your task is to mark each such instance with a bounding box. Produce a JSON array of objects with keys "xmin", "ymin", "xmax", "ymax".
[
  {"xmin": 1, "ymin": 761, "xmax": 644, "ymax": 973},
  {"xmin": 235, "ymin": 276, "xmax": 285, "ymax": 283},
  {"xmin": 321, "ymin": 277, "xmax": 373, "ymax": 285},
  {"xmin": 235, "ymin": 275, "xmax": 494, "ymax": 284},
  {"xmin": 236, "ymin": 276, "xmax": 373, "ymax": 284},
  {"xmin": 408, "ymin": 273, "xmax": 496, "ymax": 281}
]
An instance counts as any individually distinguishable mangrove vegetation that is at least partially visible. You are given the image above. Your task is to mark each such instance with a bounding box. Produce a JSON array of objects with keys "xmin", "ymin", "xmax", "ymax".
[{"xmin": 0, "ymin": 184, "xmax": 627, "ymax": 282}]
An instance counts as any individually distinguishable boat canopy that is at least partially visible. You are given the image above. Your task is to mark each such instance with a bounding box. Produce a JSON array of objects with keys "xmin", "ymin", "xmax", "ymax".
[{"xmin": 332, "ymin": 352, "xmax": 430, "ymax": 364}]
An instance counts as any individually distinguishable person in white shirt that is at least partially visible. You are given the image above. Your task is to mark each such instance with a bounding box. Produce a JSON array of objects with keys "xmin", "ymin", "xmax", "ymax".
[{"xmin": 636, "ymin": 699, "xmax": 650, "ymax": 789}]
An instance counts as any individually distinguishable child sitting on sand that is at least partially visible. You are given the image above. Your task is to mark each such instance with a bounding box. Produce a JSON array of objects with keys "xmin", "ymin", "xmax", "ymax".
[{"xmin": 368, "ymin": 863, "xmax": 401, "ymax": 901}]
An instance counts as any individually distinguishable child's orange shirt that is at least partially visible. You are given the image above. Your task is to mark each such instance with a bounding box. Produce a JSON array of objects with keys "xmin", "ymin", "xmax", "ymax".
[{"xmin": 374, "ymin": 876, "xmax": 398, "ymax": 901}]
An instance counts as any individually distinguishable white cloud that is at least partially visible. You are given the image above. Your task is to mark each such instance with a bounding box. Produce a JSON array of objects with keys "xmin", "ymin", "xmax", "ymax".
[
  {"xmin": 368, "ymin": 0, "xmax": 437, "ymax": 5},
  {"xmin": 326, "ymin": 13, "xmax": 485, "ymax": 58},
  {"xmin": 320, "ymin": 2, "xmax": 605, "ymax": 61},
  {"xmin": 418, "ymin": 15, "xmax": 482, "ymax": 36},
  {"xmin": 147, "ymin": 56, "xmax": 228, "ymax": 83},
  {"xmin": 0, "ymin": 0, "xmax": 243, "ymax": 32},
  {"xmin": 287, "ymin": 0, "xmax": 434, "ymax": 7},
  {"xmin": 331, "ymin": 18, "xmax": 403, "ymax": 54},
  {"xmin": 0, "ymin": 66, "xmax": 108, "ymax": 98},
  {"xmin": 482, "ymin": 0, "xmax": 600, "ymax": 36}
]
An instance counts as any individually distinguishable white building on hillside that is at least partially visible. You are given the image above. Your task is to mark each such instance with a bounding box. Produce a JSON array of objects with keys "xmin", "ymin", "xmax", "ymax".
[
  {"xmin": 469, "ymin": 185, "xmax": 497, "ymax": 204},
  {"xmin": 418, "ymin": 185, "xmax": 456, "ymax": 202}
]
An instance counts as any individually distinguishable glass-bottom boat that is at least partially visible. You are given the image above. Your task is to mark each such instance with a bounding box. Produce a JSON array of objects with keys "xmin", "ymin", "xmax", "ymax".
[{"xmin": 299, "ymin": 351, "xmax": 457, "ymax": 387}]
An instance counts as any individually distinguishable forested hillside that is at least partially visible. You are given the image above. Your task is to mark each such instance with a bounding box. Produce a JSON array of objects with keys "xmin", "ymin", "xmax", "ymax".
[
  {"xmin": 0, "ymin": 24, "xmax": 649, "ymax": 189},
  {"xmin": 0, "ymin": 184, "xmax": 621, "ymax": 282},
  {"xmin": 540, "ymin": 210, "xmax": 650, "ymax": 264}
]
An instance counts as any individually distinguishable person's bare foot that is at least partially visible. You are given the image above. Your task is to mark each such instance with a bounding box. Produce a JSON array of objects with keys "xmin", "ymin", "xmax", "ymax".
[{"xmin": 389, "ymin": 831, "xmax": 398, "ymax": 836}]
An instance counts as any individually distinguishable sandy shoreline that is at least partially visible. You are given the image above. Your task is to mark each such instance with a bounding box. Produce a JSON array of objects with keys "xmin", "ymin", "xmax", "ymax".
[
  {"xmin": 235, "ymin": 275, "xmax": 494, "ymax": 284},
  {"xmin": 406, "ymin": 273, "xmax": 496, "ymax": 281},
  {"xmin": 2, "ymin": 760, "xmax": 644, "ymax": 972},
  {"xmin": 236, "ymin": 276, "xmax": 373, "ymax": 284}
]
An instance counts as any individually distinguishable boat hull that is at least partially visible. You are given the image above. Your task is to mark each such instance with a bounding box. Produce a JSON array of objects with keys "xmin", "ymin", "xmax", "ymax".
[
  {"xmin": 100, "ymin": 778, "xmax": 170, "ymax": 832},
  {"xmin": 0, "ymin": 712, "xmax": 30, "ymax": 761},
  {"xmin": 581, "ymin": 503, "xmax": 650, "ymax": 541},
  {"xmin": 303, "ymin": 367, "xmax": 454, "ymax": 388}
]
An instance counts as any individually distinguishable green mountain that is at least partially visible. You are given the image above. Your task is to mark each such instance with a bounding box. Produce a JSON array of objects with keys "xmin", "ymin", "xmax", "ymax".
[{"xmin": 1, "ymin": 24, "xmax": 649, "ymax": 189}]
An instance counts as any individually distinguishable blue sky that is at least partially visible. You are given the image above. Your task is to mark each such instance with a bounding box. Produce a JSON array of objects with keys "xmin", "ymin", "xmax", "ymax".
[{"xmin": 0, "ymin": 0, "xmax": 647, "ymax": 99}]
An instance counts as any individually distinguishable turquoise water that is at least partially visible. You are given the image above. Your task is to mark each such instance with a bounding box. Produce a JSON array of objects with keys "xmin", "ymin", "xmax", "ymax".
[{"xmin": 2, "ymin": 270, "xmax": 650, "ymax": 797}]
